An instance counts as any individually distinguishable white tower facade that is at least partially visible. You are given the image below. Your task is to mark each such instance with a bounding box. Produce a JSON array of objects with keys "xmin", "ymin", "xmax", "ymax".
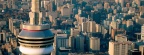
[{"xmin": 18, "ymin": 0, "xmax": 54, "ymax": 55}]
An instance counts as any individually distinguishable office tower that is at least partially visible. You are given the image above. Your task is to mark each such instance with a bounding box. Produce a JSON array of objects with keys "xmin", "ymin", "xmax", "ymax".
[
  {"xmin": 139, "ymin": 45, "xmax": 144, "ymax": 55},
  {"xmin": 141, "ymin": 25, "xmax": 144, "ymax": 40},
  {"xmin": 69, "ymin": 35, "xmax": 85, "ymax": 52},
  {"xmin": 54, "ymin": 33, "xmax": 69, "ymax": 55},
  {"xmin": 109, "ymin": 41, "xmax": 134, "ymax": 55},
  {"xmin": 90, "ymin": 37, "xmax": 100, "ymax": 52},
  {"xmin": 55, "ymin": 33, "xmax": 68, "ymax": 48},
  {"xmin": 18, "ymin": 0, "xmax": 54, "ymax": 55},
  {"xmin": 75, "ymin": 35, "xmax": 84, "ymax": 52},
  {"xmin": 69, "ymin": 36, "xmax": 75, "ymax": 52},
  {"xmin": 115, "ymin": 34, "xmax": 127, "ymax": 42}
]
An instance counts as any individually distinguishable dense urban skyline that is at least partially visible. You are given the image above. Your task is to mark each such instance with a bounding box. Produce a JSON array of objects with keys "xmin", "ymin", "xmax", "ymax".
[{"xmin": 0, "ymin": 0, "xmax": 143, "ymax": 55}]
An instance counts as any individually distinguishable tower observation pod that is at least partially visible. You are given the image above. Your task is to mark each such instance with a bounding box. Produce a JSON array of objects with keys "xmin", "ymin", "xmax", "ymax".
[{"xmin": 18, "ymin": 0, "xmax": 54, "ymax": 55}]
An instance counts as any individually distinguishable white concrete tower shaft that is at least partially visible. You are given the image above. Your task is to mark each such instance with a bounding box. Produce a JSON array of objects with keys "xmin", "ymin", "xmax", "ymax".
[
  {"xmin": 29, "ymin": 0, "xmax": 42, "ymax": 25},
  {"xmin": 31, "ymin": 0, "xmax": 40, "ymax": 12}
]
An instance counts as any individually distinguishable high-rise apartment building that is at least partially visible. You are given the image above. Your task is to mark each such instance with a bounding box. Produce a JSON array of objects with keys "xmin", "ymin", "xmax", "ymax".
[
  {"xmin": 85, "ymin": 21, "xmax": 96, "ymax": 33},
  {"xmin": 82, "ymin": 22, "xmax": 87, "ymax": 32},
  {"xmin": 96, "ymin": 24, "xmax": 102, "ymax": 33},
  {"xmin": 109, "ymin": 41, "xmax": 134, "ymax": 55},
  {"xmin": 90, "ymin": 37, "xmax": 100, "ymax": 52},
  {"xmin": 89, "ymin": 21, "xmax": 96, "ymax": 33}
]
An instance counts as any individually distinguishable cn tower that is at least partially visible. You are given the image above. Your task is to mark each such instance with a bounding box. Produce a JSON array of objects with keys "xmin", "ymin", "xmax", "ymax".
[{"xmin": 18, "ymin": 0, "xmax": 54, "ymax": 55}]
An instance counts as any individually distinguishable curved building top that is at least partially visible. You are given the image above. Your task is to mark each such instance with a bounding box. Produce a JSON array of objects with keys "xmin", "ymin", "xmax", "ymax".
[
  {"xmin": 18, "ymin": 29, "xmax": 53, "ymax": 39},
  {"xmin": 22, "ymin": 23, "xmax": 50, "ymax": 31}
]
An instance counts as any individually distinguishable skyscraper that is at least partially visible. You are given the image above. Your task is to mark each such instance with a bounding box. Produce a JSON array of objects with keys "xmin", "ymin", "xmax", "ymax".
[
  {"xmin": 18, "ymin": 0, "xmax": 54, "ymax": 55},
  {"xmin": 75, "ymin": 35, "xmax": 84, "ymax": 52}
]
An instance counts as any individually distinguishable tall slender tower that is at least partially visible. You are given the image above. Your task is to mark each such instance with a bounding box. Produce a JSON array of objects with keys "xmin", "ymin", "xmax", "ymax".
[{"xmin": 18, "ymin": 0, "xmax": 54, "ymax": 55}]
